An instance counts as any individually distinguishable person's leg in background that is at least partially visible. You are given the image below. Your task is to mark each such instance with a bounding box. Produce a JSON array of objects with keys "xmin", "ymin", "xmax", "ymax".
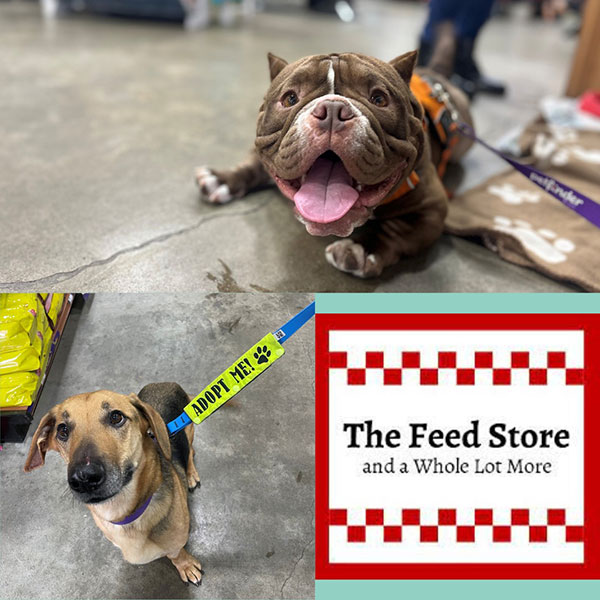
[
  {"xmin": 454, "ymin": 0, "xmax": 507, "ymax": 96},
  {"xmin": 418, "ymin": 0, "xmax": 461, "ymax": 67},
  {"xmin": 418, "ymin": 0, "xmax": 506, "ymax": 97}
]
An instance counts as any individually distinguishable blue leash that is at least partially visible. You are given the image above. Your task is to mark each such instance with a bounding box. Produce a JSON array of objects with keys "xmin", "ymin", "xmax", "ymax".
[
  {"xmin": 167, "ymin": 301, "xmax": 315, "ymax": 436},
  {"xmin": 272, "ymin": 300, "xmax": 316, "ymax": 343}
]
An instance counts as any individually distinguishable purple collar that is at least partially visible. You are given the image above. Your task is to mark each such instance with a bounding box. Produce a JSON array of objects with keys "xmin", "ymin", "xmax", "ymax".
[{"xmin": 110, "ymin": 494, "xmax": 153, "ymax": 526}]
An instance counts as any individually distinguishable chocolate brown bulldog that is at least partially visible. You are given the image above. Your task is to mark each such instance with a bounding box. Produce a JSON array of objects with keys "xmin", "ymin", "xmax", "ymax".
[{"xmin": 196, "ymin": 51, "xmax": 473, "ymax": 278}]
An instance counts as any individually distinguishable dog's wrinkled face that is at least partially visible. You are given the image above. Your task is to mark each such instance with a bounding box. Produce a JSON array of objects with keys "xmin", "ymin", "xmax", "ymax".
[
  {"xmin": 23, "ymin": 391, "xmax": 170, "ymax": 505},
  {"xmin": 255, "ymin": 51, "xmax": 425, "ymax": 237}
]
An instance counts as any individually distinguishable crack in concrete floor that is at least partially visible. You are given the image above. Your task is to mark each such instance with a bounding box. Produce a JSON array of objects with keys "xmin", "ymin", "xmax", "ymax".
[
  {"xmin": 279, "ymin": 535, "xmax": 314, "ymax": 599},
  {"xmin": 0, "ymin": 197, "xmax": 273, "ymax": 289}
]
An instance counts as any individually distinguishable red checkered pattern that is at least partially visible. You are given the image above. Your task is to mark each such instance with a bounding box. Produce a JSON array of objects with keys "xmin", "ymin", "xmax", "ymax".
[
  {"xmin": 328, "ymin": 350, "xmax": 583, "ymax": 386},
  {"xmin": 328, "ymin": 508, "xmax": 584, "ymax": 544}
]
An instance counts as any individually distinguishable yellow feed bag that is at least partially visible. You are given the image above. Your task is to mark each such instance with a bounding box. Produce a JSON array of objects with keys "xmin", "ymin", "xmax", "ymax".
[
  {"xmin": 0, "ymin": 372, "xmax": 40, "ymax": 407},
  {"xmin": 0, "ymin": 346, "xmax": 40, "ymax": 375}
]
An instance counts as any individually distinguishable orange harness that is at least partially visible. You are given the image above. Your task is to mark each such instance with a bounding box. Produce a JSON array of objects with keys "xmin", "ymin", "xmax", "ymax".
[{"xmin": 381, "ymin": 73, "xmax": 459, "ymax": 205}]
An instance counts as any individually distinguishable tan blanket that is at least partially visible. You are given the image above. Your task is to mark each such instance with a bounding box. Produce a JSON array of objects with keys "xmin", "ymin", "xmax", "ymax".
[{"xmin": 446, "ymin": 118, "xmax": 600, "ymax": 291}]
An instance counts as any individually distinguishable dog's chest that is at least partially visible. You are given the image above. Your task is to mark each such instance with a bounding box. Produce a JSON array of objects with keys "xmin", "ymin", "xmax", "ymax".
[
  {"xmin": 104, "ymin": 523, "xmax": 166, "ymax": 564},
  {"xmin": 92, "ymin": 510, "xmax": 165, "ymax": 564}
]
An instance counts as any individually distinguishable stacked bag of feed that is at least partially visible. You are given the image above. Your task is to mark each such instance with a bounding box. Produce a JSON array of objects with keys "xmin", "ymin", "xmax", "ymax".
[{"xmin": 0, "ymin": 294, "xmax": 64, "ymax": 408}]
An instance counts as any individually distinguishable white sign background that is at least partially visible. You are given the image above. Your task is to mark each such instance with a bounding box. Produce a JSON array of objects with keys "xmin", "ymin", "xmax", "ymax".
[{"xmin": 329, "ymin": 330, "xmax": 584, "ymax": 564}]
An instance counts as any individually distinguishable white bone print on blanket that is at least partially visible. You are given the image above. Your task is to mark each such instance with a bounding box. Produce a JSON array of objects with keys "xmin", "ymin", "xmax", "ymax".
[
  {"xmin": 493, "ymin": 216, "xmax": 575, "ymax": 264},
  {"xmin": 488, "ymin": 183, "xmax": 541, "ymax": 205},
  {"xmin": 534, "ymin": 132, "xmax": 600, "ymax": 167}
]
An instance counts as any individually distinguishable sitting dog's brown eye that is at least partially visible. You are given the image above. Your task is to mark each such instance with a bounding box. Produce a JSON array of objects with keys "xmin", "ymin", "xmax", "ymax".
[
  {"xmin": 109, "ymin": 410, "xmax": 125, "ymax": 427},
  {"xmin": 369, "ymin": 91, "xmax": 389, "ymax": 107},
  {"xmin": 281, "ymin": 91, "xmax": 299, "ymax": 108},
  {"xmin": 57, "ymin": 423, "xmax": 69, "ymax": 442}
]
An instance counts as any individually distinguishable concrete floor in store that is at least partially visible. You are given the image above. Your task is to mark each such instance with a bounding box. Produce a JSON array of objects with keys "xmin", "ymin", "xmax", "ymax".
[
  {"xmin": 0, "ymin": 0, "xmax": 578, "ymax": 292},
  {"xmin": 0, "ymin": 293, "xmax": 315, "ymax": 599}
]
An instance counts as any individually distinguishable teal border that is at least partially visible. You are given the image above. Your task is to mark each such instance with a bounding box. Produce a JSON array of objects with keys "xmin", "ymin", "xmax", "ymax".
[
  {"xmin": 315, "ymin": 292, "xmax": 599, "ymax": 597},
  {"xmin": 316, "ymin": 293, "xmax": 599, "ymax": 313},
  {"xmin": 316, "ymin": 580, "xmax": 600, "ymax": 599}
]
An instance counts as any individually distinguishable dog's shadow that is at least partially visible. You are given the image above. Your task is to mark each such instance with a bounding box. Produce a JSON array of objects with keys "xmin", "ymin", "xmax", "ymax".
[
  {"xmin": 111, "ymin": 550, "xmax": 259, "ymax": 599},
  {"xmin": 112, "ymin": 559, "xmax": 196, "ymax": 599},
  {"xmin": 108, "ymin": 502, "xmax": 218, "ymax": 598}
]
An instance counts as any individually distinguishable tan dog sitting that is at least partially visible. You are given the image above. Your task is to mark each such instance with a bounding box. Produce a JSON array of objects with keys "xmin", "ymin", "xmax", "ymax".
[
  {"xmin": 24, "ymin": 383, "xmax": 203, "ymax": 586},
  {"xmin": 196, "ymin": 51, "xmax": 473, "ymax": 278}
]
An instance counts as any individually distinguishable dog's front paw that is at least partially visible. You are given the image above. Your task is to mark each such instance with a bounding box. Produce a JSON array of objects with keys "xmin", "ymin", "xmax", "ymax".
[
  {"xmin": 187, "ymin": 467, "xmax": 201, "ymax": 492},
  {"xmin": 195, "ymin": 166, "xmax": 235, "ymax": 205},
  {"xmin": 170, "ymin": 548, "xmax": 203, "ymax": 587},
  {"xmin": 325, "ymin": 240, "xmax": 384, "ymax": 278}
]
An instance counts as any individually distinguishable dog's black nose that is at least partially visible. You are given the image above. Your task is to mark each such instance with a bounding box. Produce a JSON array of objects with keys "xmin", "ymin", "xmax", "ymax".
[
  {"xmin": 312, "ymin": 99, "xmax": 355, "ymax": 131},
  {"xmin": 69, "ymin": 462, "xmax": 106, "ymax": 493}
]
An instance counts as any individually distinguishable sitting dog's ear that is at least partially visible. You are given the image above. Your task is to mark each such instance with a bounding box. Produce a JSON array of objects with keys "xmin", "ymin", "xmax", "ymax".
[
  {"xmin": 389, "ymin": 50, "xmax": 418, "ymax": 85},
  {"xmin": 24, "ymin": 411, "xmax": 56, "ymax": 472},
  {"xmin": 267, "ymin": 52, "xmax": 288, "ymax": 82},
  {"xmin": 129, "ymin": 395, "xmax": 172, "ymax": 461}
]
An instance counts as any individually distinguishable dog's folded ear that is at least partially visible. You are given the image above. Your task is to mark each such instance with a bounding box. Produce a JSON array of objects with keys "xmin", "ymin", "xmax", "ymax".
[
  {"xmin": 24, "ymin": 411, "xmax": 56, "ymax": 472},
  {"xmin": 267, "ymin": 52, "xmax": 288, "ymax": 82},
  {"xmin": 129, "ymin": 395, "xmax": 172, "ymax": 461},
  {"xmin": 389, "ymin": 50, "xmax": 418, "ymax": 85}
]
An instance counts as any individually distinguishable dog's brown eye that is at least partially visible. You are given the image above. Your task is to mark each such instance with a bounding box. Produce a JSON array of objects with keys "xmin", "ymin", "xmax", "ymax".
[
  {"xmin": 109, "ymin": 410, "xmax": 125, "ymax": 427},
  {"xmin": 57, "ymin": 423, "xmax": 69, "ymax": 442},
  {"xmin": 369, "ymin": 90, "xmax": 389, "ymax": 107},
  {"xmin": 281, "ymin": 91, "xmax": 299, "ymax": 108}
]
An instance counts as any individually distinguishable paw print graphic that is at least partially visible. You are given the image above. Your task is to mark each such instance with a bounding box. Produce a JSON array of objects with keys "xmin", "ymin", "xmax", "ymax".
[
  {"xmin": 493, "ymin": 216, "xmax": 575, "ymax": 264},
  {"xmin": 254, "ymin": 345, "xmax": 271, "ymax": 365},
  {"xmin": 488, "ymin": 183, "xmax": 540, "ymax": 205}
]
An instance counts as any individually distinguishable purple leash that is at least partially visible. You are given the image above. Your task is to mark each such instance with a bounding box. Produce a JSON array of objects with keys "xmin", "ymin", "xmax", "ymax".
[
  {"xmin": 457, "ymin": 122, "xmax": 600, "ymax": 230},
  {"xmin": 110, "ymin": 494, "xmax": 153, "ymax": 526}
]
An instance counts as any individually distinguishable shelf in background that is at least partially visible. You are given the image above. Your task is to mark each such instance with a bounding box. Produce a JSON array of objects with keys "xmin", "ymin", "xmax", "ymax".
[{"xmin": 1, "ymin": 294, "xmax": 76, "ymax": 443}]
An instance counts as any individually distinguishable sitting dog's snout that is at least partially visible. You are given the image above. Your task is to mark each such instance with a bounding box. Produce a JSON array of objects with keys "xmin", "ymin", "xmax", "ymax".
[
  {"xmin": 311, "ymin": 99, "xmax": 354, "ymax": 132},
  {"xmin": 69, "ymin": 461, "xmax": 106, "ymax": 493}
]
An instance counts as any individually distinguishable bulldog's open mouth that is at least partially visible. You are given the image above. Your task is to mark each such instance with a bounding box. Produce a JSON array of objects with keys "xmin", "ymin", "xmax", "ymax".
[
  {"xmin": 292, "ymin": 151, "xmax": 358, "ymax": 224},
  {"xmin": 274, "ymin": 151, "xmax": 407, "ymax": 227}
]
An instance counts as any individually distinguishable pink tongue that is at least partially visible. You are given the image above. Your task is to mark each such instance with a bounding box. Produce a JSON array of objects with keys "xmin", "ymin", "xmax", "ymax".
[{"xmin": 293, "ymin": 156, "xmax": 359, "ymax": 223}]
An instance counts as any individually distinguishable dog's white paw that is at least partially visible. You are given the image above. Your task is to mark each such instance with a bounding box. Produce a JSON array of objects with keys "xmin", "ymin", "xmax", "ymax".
[
  {"xmin": 195, "ymin": 167, "xmax": 234, "ymax": 205},
  {"xmin": 493, "ymin": 216, "xmax": 575, "ymax": 264},
  {"xmin": 325, "ymin": 239, "xmax": 383, "ymax": 278}
]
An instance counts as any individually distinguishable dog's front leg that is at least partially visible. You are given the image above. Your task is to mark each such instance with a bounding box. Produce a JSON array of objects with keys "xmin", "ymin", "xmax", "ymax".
[
  {"xmin": 184, "ymin": 424, "xmax": 201, "ymax": 491},
  {"xmin": 196, "ymin": 149, "xmax": 271, "ymax": 205},
  {"xmin": 168, "ymin": 547, "xmax": 203, "ymax": 586},
  {"xmin": 326, "ymin": 168, "xmax": 448, "ymax": 278},
  {"xmin": 325, "ymin": 211, "xmax": 445, "ymax": 278}
]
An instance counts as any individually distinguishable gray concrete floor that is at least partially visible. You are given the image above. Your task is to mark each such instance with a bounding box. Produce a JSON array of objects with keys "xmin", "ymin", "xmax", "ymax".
[
  {"xmin": 0, "ymin": 293, "xmax": 315, "ymax": 599},
  {"xmin": 0, "ymin": 0, "xmax": 578, "ymax": 291}
]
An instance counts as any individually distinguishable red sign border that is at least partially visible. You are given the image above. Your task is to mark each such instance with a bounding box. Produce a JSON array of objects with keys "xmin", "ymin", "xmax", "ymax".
[{"xmin": 315, "ymin": 313, "xmax": 600, "ymax": 580}]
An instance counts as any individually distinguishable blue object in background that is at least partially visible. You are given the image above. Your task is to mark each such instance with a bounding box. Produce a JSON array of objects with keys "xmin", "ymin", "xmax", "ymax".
[{"xmin": 422, "ymin": 0, "xmax": 496, "ymax": 42}]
